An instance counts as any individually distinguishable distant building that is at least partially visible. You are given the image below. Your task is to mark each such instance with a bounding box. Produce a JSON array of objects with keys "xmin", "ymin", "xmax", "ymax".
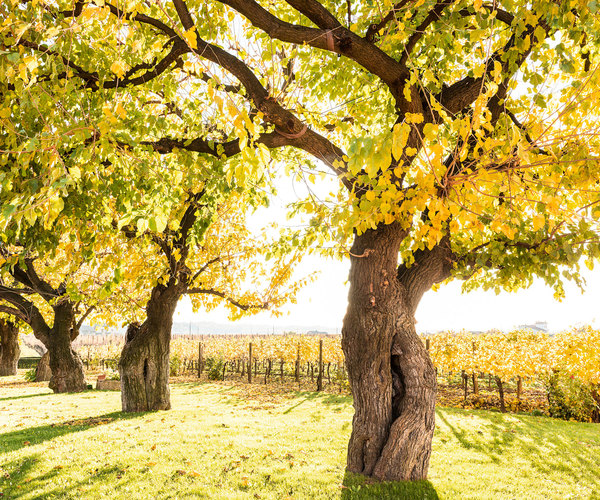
[{"xmin": 518, "ymin": 321, "xmax": 548, "ymax": 332}]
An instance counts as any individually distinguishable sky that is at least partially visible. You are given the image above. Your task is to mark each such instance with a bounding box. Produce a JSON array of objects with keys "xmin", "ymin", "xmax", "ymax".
[
  {"xmin": 173, "ymin": 161, "xmax": 600, "ymax": 335},
  {"xmin": 175, "ymin": 253, "xmax": 600, "ymax": 334}
]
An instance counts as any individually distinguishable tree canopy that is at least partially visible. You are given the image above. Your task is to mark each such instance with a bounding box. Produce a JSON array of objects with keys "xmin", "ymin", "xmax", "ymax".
[{"xmin": 2, "ymin": 0, "xmax": 599, "ymax": 482}]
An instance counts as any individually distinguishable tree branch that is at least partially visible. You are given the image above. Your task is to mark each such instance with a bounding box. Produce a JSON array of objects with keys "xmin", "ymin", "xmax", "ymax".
[
  {"xmin": 365, "ymin": 0, "xmax": 413, "ymax": 41},
  {"xmin": 0, "ymin": 304, "xmax": 28, "ymax": 323},
  {"xmin": 437, "ymin": 18, "xmax": 545, "ymax": 114},
  {"xmin": 169, "ymin": 0, "xmax": 353, "ymax": 186},
  {"xmin": 0, "ymin": 289, "xmax": 51, "ymax": 344},
  {"xmin": 75, "ymin": 305, "xmax": 95, "ymax": 331},
  {"xmin": 185, "ymin": 287, "xmax": 268, "ymax": 311},
  {"xmin": 215, "ymin": 0, "xmax": 409, "ymax": 96},
  {"xmin": 399, "ymin": 0, "xmax": 454, "ymax": 67}
]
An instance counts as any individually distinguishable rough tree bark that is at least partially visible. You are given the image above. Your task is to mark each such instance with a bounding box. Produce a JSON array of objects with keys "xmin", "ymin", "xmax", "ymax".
[
  {"xmin": 35, "ymin": 351, "xmax": 52, "ymax": 382},
  {"xmin": 119, "ymin": 284, "xmax": 182, "ymax": 412},
  {"xmin": 46, "ymin": 302, "xmax": 86, "ymax": 393},
  {"xmin": 342, "ymin": 227, "xmax": 453, "ymax": 481},
  {"xmin": 0, "ymin": 319, "xmax": 20, "ymax": 376}
]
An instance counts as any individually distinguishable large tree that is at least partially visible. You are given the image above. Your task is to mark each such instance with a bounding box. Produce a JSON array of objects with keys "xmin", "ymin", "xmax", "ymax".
[
  {"xmin": 0, "ymin": 317, "xmax": 20, "ymax": 376},
  {"xmin": 2, "ymin": 0, "xmax": 600, "ymax": 482}
]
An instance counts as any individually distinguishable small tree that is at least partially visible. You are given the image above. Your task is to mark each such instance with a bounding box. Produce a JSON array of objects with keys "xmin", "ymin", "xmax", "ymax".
[{"xmin": 0, "ymin": 248, "xmax": 100, "ymax": 392}]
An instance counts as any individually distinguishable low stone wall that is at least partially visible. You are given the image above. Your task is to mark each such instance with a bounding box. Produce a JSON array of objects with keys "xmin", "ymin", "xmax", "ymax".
[{"xmin": 96, "ymin": 379, "xmax": 121, "ymax": 391}]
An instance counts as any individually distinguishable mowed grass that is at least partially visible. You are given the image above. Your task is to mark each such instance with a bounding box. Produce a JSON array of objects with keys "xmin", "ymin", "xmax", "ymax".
[{"xmin": 0, "ymin": 376, "xmax": 599, "ymax": 499}]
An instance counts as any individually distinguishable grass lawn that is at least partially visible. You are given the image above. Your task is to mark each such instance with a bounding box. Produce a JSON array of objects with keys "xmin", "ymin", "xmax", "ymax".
[{"xmin": 1, "ymin": 376, "xmax": 599, "ymax": 499}]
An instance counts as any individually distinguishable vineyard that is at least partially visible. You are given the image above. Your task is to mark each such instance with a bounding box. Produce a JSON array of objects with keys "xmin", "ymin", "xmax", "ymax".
[{"xmin": 74, "ymin": 327, "xmax": 600, "ymax": 421}]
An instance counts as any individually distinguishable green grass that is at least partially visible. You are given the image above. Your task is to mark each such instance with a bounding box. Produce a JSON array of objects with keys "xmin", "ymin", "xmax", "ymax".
[{"xmin": 1, "ymin": 376, "xmax": 599, "ymax": 499}]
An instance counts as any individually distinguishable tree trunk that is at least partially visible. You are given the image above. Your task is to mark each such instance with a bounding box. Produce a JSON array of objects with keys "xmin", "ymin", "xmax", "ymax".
[
  {"xmin": 496, "ymin": 376, "xmax": 506, "ymax": 413},
  {"xmin": 119, "ymin": 284, "xmax": 181, "ymax": 412},
  {"xmin": 0, "ymin": 319, "xmax": 20, "ymax": 376},
  {"xmin": 35, "ymin": 351, "xmax": 52, "ymax": 382},
  {"xmin": 342, "ymin": 225, "xmax": 451, "ymax": 482},
  {"xmin": 47, "ymin": 303, "xmax": 86, "ymax": 393}
]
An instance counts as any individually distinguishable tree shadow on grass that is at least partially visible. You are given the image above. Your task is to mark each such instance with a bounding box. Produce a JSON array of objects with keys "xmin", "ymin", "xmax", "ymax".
[
  {"xmin": 280, "ymin": 392, "xmax": 352, "ymax": 414},
  {"xmin": 435, "ymin": 406, "xmax": 600, "ymax": 486},
  {"xmin": 341, "ymin": 472, "xmax": 439, "ymax": 500},
  {"xmin": 0, "ymin": 411, "xmax": 147, "ymax": 455},
  {"xmin": 0, "ymin": 392, "xmax": 53, "ymax": 403},
  {"xmin": 0, "ymin": 453, "xmax": 133, "ymax": 500},
  {"xmin": 293, "ymin": 391, "xmax": 353, "ymax": 406}
]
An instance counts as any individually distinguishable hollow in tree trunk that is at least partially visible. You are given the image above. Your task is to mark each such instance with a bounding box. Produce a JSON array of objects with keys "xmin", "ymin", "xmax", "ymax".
[
  {"xmin": 342, "ymin": 225, "xmax": 452, "ymax": 482},
  {"xmin": 0, "ymin": 319, "xmax": 20, "ymax": 376},
  {"xmin": 47, "ymin": 302, "xmax": 86, "ymax": 393},
  {"xmin": 119, "ymin": 284, "xmax": 182, "ymax": 412}
]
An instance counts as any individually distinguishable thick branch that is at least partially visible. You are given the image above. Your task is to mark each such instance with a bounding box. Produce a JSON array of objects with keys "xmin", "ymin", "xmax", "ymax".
[
  {"xmin": 0, "ymin": 304, "xmax": 28, "ymax": 323},
  {"xmin": 11, "ymin": 259, "xmax": 59, "ymax": 303},
  {"xmin": 144, "ymin": 131, "xmax": 289, "ymax": 157},
  {"xmin": 216, "ymin": 0, "xmax": 409, "ymax": 96},
  {"xmin": 0, "ymin": 290, "xmax": 51, "ymax": 344}
]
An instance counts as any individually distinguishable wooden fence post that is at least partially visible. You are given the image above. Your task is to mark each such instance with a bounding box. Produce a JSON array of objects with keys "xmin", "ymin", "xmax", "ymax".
[
  {"xmin": 295, "ymin": 343, "xmax": 300, "ymax": 383},
  {"xmin": 197, "ymin": 342, "xmax": 204, "ymax": 378},
  {"xmin": 248, "ymin": 342, "xmax": 253, "ymax": 384},
  {"xmin": 317, "ymin": 339, "xmax": 324, "ymax": 391}
]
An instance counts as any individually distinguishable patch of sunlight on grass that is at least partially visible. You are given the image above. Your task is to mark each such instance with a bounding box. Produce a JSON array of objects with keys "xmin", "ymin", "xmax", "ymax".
[{"xmin": 1, "ymin": 379, "xmax": 599, "ymax": 499}]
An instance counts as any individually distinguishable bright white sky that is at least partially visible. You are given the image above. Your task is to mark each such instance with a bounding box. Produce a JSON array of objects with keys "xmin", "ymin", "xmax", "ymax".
[
  {"xmin": 176, "ymin": 251, "xmax": 600, "ymax": 334},
  {"xmin": 176, "ymin": 160, "xmax": 600, "ymax": 334}
]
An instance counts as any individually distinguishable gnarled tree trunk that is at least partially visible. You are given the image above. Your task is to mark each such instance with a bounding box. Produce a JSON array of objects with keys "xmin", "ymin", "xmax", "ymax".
[
  {"xmin": 119, "ymin": 284, "xmax": 182, "ymax": 412},
  {"xmin": 342, "ymin": 226, "xmax": 452, "ymax": 481},
  {"xmin": 0, "ymin": 319, "xmax": 20, "ymax": 376},
  {"xmin": 47, "ymin": 302, "xmax": 86, "ymax": 393}
]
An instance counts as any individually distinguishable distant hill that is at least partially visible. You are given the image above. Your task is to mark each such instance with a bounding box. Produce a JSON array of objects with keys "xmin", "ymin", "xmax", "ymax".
[{"xmin": 78, "ymin": 321, "xmax": 340, "ymax": 337}]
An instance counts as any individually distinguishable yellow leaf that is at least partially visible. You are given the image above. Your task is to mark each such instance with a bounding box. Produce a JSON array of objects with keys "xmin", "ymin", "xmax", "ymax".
[
  {"xmin": 183, "ymin": 29, "xmax": 198, "ymax": 50},
  {"xmin": 392, "ymin": 123, "xmax": 410, "ymax": 161},
  {"xmin": 110, "ymin": 60, "xmax": 127, "ymax": 79},
  {"xmin": 115, "ymin": 103, "xmax": 127, "ymax": 119},
  {"xmin": 532, "ymin": 214, "xmax": 545, "ymax": 231},
  {"xmin": 423, "ymin": 123, "xmax": 438, "ymax": 141},
  {"xmin": 405, "ymin": 112, "xmax": 423, "ymax": 124}
]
